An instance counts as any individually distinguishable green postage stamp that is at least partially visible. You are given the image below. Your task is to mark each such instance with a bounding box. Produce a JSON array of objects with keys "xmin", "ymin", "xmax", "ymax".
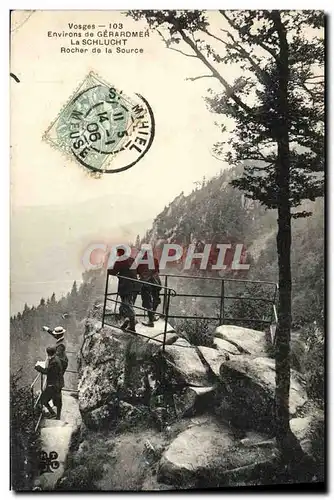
[{"xmin": 44, "ymin": 72, "xmax": 155, "ymax": 173}]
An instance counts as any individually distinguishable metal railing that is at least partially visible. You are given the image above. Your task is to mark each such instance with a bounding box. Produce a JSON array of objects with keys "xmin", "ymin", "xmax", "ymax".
[
  {"xmin": 160, "ymin": 273, "xmax": 278, "ymax": 332},
  {"xmin": 30, "ymin": 363, "xmax": 47, "ymax": 433},
  {"xmin": 101, "ymin": 272, "xmax": 279, "ymax": 350},
  {"xmin": 30, "ymin": 351, "xmax": 78, "ymax": 432},
  {"xmin": 101, "ymin": 272, "xmax": 278, "ymax": 413}
]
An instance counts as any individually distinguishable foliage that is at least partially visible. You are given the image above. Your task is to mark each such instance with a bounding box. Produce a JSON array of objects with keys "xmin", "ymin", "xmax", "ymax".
[
  {"xmin": 56, "ymin": 431, "xmax": 114, "ymax": 491},
  {"xmin": 10, "ymin": 371, "xmax": 40, "ymax": 491},
  {"xmin": 144, "ymin": 165, "xmax": 266, "ymax": 248},
  {"xmin": 129, "ymin": 10, "xmax": 324, "ymax": 213},
  {"xmin": 301, "ymin": 321, "xmax": 324, "ymax": 405},
  {"xmin": 254, "ymin": 197, "xmax": 324, "ymax": 327},
  {"xmin": 225, "ymin": 282, "xmax": 273, "ymax": 330},
  {"xmin": 176, "ymin": 316, "xmax": 214, "ymax": 347}
]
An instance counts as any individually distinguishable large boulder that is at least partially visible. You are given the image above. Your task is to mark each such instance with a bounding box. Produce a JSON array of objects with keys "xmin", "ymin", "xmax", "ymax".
[
  {"xmin": 78, "ymin": 362, "xmax": 123, "ymax": 415},
  {"xmin": 213, "ymin": 337, "xmax": 241, "ymax": 356},
  {"xmin": 78, "ymin": 323, "xmax": 128, "ymax": 416},
  {"xmin": 135, "ymin": 319, "xmax": 175, "ymax": 341},
  {"xmin": 163, "ymin": 341, "xmax": 210, "ymax": 387},
  {"xmin": 158, "ymin": 421, "xmax": 279, "ymax": 488},
  {"xmin": 78, "ymin": 319, "xmax": 138, "ymax": 370},
  {"xmin": 290, "ymin": 408, "xmax": 324, "ymax": 475},
  {"xmin": 147, "ymin": 332, "xmax": 179, "ymax": 349},
  {"xmin": 173, "ymin": 386, "xmax": 216, "ymax": 418},
  {"xmin": 198, "ymin": 346, "xmax": 230, "ymax": 377},
  {"xmin": 78, "ymin": 319, "xmax": 161, "ymax": 427},
  {"xmin": 215, "ymin": 325, "xmax": 268, "ymax": 356},
  {"xmin": 218, "ymin": 356, "xmax": 307, "ymax": 434}
]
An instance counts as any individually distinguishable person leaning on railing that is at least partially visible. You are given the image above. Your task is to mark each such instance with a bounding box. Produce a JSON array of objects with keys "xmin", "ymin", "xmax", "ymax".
[
  {"xmin": 138, "ymin": 258, "xmax": 162, "ymax": 327},
  {"xmin": 108, "ymin": 248, "xmax": 141, "ymax": 333},
  {"xmin": 34, "ymin": 346, "xmax": 64, "ymax": 420}
]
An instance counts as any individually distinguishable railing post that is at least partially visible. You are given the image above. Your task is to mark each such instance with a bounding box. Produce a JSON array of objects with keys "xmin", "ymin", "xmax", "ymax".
[
  {"xmin": 31, "ymin": 387, "xmax": 35, "ymax": 432},
  {"xmin": 102, "ymin": 272, "xmax": 109, "ymax": 327},
  {"xmin": 219, "ymin": 280, "xmax": 225, "ymax": 325},
  {"xmin": 162, "ymin": 275, "xmax": 168, "ymax": 316},
  {"xmin": 161, "ymin": 289, "xmax": 172, "ymax": 426},
  {"xmin": 269, "ymin": 284, "xmax": 277, "ymax": 327},
  {"xmin": 162, "ymin": 290, "xmax": 171, "ymax": 353},
  {"xmin": 40, "ymin": 373, "xmax": 43, "ymax": 392}
]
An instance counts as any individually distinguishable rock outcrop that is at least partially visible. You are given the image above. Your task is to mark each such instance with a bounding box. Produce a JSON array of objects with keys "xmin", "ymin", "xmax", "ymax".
[
  {"xmin": 74, "ymin": 317, "xmax": 322, "ymax": 489},
  {"xmin": 213, "ymin": 337, "xmax": 241, "ymax": 356},
  {"xmin": 290, "ymin": 407, "xmax": 325, "ymax": 467},
  {"xmin": 215, "ymin": 325, "xmax": 268, "ymax": 356},
  {"xmin": 77, "ymin": 318, "xmax": 214, "ymax": 429},
  {"xmin": 173, "ymin": 386, "xmax": 215, "ymax": 418},
  {"xmin": 198, "ymin": 346, "xmax": 230, "ymax": 377},
  {"xmin": 163, "ymin": 341, "xmax": 211, "ymax": 387},
  {"xmin": 158, "ymin": 420, "xmax": 279, "ymax": 488},
  {"xmin": 218, "ymin": 356, "xmax": 307, "ymax": 434},
  {"xmin": 78, "ymin": 319, "xmax": 160, "ymax": 428}
]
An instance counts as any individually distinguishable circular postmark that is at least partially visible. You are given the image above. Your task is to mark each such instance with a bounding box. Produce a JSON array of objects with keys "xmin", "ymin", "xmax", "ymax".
[{"xmin": 45, "ymin": 73, "xmax": 155, "ymax": 174}]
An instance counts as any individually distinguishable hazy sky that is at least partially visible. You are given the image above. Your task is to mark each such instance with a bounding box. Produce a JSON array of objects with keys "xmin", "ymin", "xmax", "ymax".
[
  {"xmin": 10, "ymin": 10, "xmax": 236, "ymax": 313},
  {"xmin": 11, "ymin": 10, "xmax": 230, "ymax": 219}
]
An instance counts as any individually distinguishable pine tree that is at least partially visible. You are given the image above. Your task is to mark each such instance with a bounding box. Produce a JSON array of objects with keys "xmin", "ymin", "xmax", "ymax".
[
  {"xmin": 129, "ymin": 10, "xmax": 324, "ymax": 457},
  {"xmin": 68, "ymin": 280, "xmax": 79, "ymax": 313},
  {"xmin": 39, "ymin": 298, "xmax": 45, "ymax": 307},
  {"xmin": 135, "ymin": 234, "xmax": 141, "ymax": 248}
]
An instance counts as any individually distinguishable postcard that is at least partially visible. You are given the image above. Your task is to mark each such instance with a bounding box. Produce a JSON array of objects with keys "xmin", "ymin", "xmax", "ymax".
[{"xmin": 10, "ymin": 9, "xmax": 325, "ymax": 492}]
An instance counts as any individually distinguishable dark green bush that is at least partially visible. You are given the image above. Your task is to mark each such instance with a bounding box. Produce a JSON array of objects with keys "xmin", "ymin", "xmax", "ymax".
[
  {"xmin": 57, "ymin": 432, "xmax": 114, "ymax": 491},
  {"xmin": 302, "ymin": 322, "xmax": 324, "ymax": 406},
  {"xmin": 10, "ymin": 371, "xmax": 40, "ymax": 491},
  {"xmin": 176, "ymin": 316, "xmax": 214, "ymax": 347}
]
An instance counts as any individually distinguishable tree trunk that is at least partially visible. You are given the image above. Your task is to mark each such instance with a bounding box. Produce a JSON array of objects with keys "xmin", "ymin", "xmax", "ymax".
[{"xmin": 272, "ymin": 12, "xmax": 293, "ymax": 453}]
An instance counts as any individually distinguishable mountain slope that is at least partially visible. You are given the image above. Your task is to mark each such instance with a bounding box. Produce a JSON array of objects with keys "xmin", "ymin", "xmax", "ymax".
[{"xmin": 142, "ymin": 165, "xmax": 324, "ymax": 326}]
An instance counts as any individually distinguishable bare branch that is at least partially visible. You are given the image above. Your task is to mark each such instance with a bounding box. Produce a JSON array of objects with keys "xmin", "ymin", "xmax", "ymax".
[
  {"xmin": 242, "ymin": 163, "xmax": 274, "ymax": 170},
  {"xmin": 157, "ymin": 29, "xmax": 197, "ymax": 58},
  {"xmin": 306, "ymin": 80, "xmax": 324, "ymax": 86},
  {"xmin": 241, "ymin": 155, "xmax": 276, "ymax": 166},
  {"xmin": 201, "ymin": 28, "xmax": 228, "ymax": 46},
  {"xmin": 210, "ymin": 150, "xmax": 226, "ymax": 162},
  {"xmin": 202, "ymin": 27, "xmax": 269, "ymax": 85},
  {"xmin": 168, "ymin": 47, "xmax": 198, "ymax": 58},
  {"xmin": 186, "ymin": 74, "xmax": 215, "ymax": 81},
  {"xmin": 300, "ymin": 82, "xmax": 318, "ymax": 103},
  {"xmin": 256, "ymin": 145, "xmax": 276, "ymax": 163},
  {"xmin": 168, "ymin": 20, "xmax": 254, "ymax": 116}
]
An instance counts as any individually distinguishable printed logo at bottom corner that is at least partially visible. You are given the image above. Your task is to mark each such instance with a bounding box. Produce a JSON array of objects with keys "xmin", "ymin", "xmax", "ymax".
[
  {"xmin": 44, "ymin": 72, "xmax": 155, "ymax": 174},
  {"xmin": 39, "ymin": 450, "xmax": 60, "ymax": 474}
]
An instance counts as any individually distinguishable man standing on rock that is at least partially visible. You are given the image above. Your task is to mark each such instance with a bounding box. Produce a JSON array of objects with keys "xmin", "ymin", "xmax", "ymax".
[
  {"xmin": 108, "ymin": 248, "xmax": 141, "ymax": 333},
  {"xmin": 138, "ymin": 257, "xmax": 162, "ymax": 327},
  {"xmin": 35, "ymin": 346, "xmax": 64, "ymax": 420}
]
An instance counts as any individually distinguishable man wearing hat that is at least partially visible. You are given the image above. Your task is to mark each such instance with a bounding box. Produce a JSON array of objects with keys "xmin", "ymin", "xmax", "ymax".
[
  {"xmin": 138, "ymin": 257, "xmax": 162, "ymax": 327},
  {"xmin": 42, "ymin": 325, "xmax": 66, "ymax": 343},
  {"xmin": 35, "ymin": 346, "xmax": 64, "ymax": 419},
  {"xmin": 108, "ymin": 248, "xmax": 141, "ymax": 332}
]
